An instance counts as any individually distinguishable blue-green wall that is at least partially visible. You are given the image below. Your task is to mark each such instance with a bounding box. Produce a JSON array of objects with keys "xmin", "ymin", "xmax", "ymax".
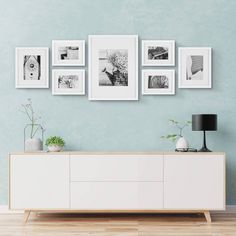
[{"xmin": 0, "ymin": 0, "xmax": 236, "ymax": 205}]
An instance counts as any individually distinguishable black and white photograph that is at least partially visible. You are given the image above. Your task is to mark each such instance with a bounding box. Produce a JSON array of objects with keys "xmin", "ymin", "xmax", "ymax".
[
  {"xmin": 148, "ymin": 46, "xmax": 168, "ymax": 60},
  {"xmin": 89, "ymin": 35, "xmax": 138, "ymax": 100},
  {"xmin": 15, "ymin": 47, "xmax": 49, "ymax": 88},
  {"xmin": 52, "ymin": 69, "xmax": 85, "ymax": 95},
  {"xmin": 142, "ymin": 70, "xmax": 175, "ymax": 95},
  {"xmin": 57, "ymin": 75, "xmax": 79, "ymax": 89},
  {"xmin": 142, "ymin": 40, "xmax": 175, "ymax": 66},
  {"xmin": 148, "ymin": 75, "xmax": 169, "ymax": 89},
  {"xmin": 179, "ymin": 47, "xmax": 211, "ymax": 88},
  {"xmin": 186, "ymin": 55, "xmax": 203, "ymax": 80},
  {"xmin": 23, "ymin": 55, "xmax": 41, "ymax": 80},
  {"xmin": 52, "ymin": 40, "xmax": 85, "ymax": 66},
  {"xmin": 99, "ymin": 49, "xmax": 128, "ymax": 86},
  {"xmin": 58, "ymin": 46, "xmax": 79, "ymax": 60}
]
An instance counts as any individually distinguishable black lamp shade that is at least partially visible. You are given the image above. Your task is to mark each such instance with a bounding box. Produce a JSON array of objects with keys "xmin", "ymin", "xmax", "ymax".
[{"xmin": 192, "ymin": 114, "xmax": 217, "ymax": 131}]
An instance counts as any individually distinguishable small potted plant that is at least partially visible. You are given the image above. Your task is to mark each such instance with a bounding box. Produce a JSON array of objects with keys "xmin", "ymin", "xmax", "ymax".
[
  {"xmin": 161, "ymin": 119, "xmax": 191, "ymax": 150},
  {"xmin": 45, "ymin": 136, "xmax": 65, "ymax": 152}
]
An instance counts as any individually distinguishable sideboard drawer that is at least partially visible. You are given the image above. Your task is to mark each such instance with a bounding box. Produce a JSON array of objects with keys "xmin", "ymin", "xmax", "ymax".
[
  {"xmin": 164, "ymin": 154, "xmax": 225, "ymax": 210},
  {"xmin": 10, "ymin": 155, "xmax": 70, "ymax": 210},
  {"xmin": 70, "ymin": 182, "xmax": 163, "ymax": 209},
  {"xmin": 70, "ymin": 155, "xmax": 163, "ymax": 181}
]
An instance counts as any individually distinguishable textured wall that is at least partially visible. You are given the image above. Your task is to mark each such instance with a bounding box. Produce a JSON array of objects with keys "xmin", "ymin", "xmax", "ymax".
[{"xmin": 0, "ymin": 0, "xmax": 236, "ymax": 205}]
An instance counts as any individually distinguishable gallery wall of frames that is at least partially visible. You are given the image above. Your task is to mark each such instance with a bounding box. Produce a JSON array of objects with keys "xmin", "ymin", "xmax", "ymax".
[{"xmin": 15, "ymin": 35, "xmax": 212, "ymax": 100}]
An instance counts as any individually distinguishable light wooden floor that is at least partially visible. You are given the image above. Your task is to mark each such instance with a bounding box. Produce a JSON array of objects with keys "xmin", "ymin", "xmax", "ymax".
[{"xmin": 0, "ymin": 212, "xmax": 236, "ymax": 236}]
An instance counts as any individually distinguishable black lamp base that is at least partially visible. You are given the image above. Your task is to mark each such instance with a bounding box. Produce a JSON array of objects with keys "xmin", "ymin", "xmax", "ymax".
[
  {"xmin": 198, "ymin": 147, "xmax": 212, "ymax": 152},
  {"xmin": 197, "ymin": 130, "xmax": 212, "ymax": 152}
]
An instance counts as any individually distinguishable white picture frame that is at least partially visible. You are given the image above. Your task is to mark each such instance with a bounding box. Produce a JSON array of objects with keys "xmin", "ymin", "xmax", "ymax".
[
  {"xmin": 15, "ymin": 47, "xmax": 49, "ymax": 88},
  {"xmin": 142, "ymin": 40, "xmax": 175, "ymax": 66},
  {"xmin": 52, "ymin": 69, "xmax": 85, "ymax": 95},
  {"xmin": 178, "ymin": 47, "xmax": 212, "ymax": 88},
  {"xmin": 52, "ymin": 40, "xmax": 85, "ymax": 66},
  {"xmin": 88, "ymin": 35, "xmax": 138, "ymax": 100},
  {"xmin": 142, "ymin": 69, "xmax": 175, "ymax": 95}
]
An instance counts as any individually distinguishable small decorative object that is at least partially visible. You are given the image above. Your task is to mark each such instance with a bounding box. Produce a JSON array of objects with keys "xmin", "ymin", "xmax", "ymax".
[
  {"xmin": 175, "ymin": 136, "xmax": 189, "ymax": 150},
  {"xmin": 142, "ymin": 70, "xmax": 175, "ymax": 95},
  {"xmin": 175, "ymin": 148, "xmax": 197, "ymax": 152},
  {"xmin": 178, "ymin": 47, "xmax": 212, "ymax": 88},
  {"xmin": 15, "ymin": 47, "xmax": 49, "ymax": 88},
  {"xmin": 52, "ymin": 40, "xmax": 85, "ymax": 66},
  {"xmin": 192, "ymin": 114, "xmax": 217, "ymax": 152},
  {"xmin": 142, "ymin": 40, "xmax": 175, "ymax": 66},
  {"xmin": 46, "ymin": 136, "xmax": 65, "ymax": 152},
  {"xmin": 161, "ymin": 119, "xmax": 191, "ymax": 150},
  {"xmin": 19, "ymin": 99, "xmax": 45, "ymax": 152},
  {"xmin": 52, "ymin": 69, "xmax": 85, "ymax": 95},
  {"xmin": 88, "ymin": 35, "xmax": 138, "ymax": 100}
]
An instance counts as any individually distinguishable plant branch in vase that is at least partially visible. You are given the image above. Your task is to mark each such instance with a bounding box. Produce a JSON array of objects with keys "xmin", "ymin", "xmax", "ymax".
[
  {"xmin": 19, "ymin": 98, "xmax": 45, "ymax": 152},
  {"xmin": 161, "ymin": 119, "xmax": 191, "ymax": 150}
]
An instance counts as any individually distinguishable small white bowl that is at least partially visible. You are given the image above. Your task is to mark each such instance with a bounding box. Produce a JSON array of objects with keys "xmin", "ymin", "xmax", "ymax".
[{"xmin": 47, "ymin": 145, "xmax": 63, "ymax": 152}]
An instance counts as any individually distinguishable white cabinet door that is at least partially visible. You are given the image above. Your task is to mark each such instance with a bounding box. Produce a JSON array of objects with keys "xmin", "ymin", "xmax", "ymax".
[
  {"xmin": 71, "ymin": 182, "xmax": 163, "ymax": 210},
  {"xmin": 70, "ymin": 155, "xmax": 163, "ymax": 181},
  {"xmin": 164, "ymin": 155, "xmax": 225, "ymax": 210},
  {"xmin": 10, "ymin": 155, "xmax": 70, "ymax": 210}
]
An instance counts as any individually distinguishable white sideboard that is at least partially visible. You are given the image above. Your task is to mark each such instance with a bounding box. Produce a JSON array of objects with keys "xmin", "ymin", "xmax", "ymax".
[{"xmin": 9, "ymin": 152, "xmax": 226, "ymax": 223}]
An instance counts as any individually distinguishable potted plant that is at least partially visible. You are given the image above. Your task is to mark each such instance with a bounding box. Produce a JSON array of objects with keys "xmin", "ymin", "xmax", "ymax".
[
  {"xmin": 19, "ymin": 99, "xmax": 45, "ymax": 152},
  {"xmin": 161, "ymin": 119, "xmax": 191, "ymax": 150},
  {"xmin": 45, "ymin": 136, "xmax": 65, "ymax": 152}
]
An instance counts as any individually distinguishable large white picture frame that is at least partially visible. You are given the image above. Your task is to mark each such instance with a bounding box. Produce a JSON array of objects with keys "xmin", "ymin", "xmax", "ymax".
[
  {"xmin": 88, "ymin": 35, "xmax": 138, "ymax": 100},
  {"xmin": 52, "ymin": 40, "xmax": 85, "ymax": 66},
  {"xmin": 142, "ymin": 40, "xmax": 175, "ymax": 66},
  {"xmin": 178, "ymin": 47, "xmax": 212, "ymax": 88},
  {"xmin": 15, "ymin": 47, "xmax": 49, "ymax": 88},
  {"xmin": 52, "ymin": 69, "xmax": 85, "ymax": 95}
]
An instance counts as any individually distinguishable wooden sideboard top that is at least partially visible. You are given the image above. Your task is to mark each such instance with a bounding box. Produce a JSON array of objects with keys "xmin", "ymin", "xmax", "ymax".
[{"xmin": 9, "ymin": 151, "xmax": 226, "ymax": 156}]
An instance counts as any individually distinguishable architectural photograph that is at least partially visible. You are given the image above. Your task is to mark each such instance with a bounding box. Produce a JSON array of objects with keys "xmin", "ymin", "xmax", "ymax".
[{"xmin": 0, "ymin": 0, "xmax": 236, "ymax": 235}]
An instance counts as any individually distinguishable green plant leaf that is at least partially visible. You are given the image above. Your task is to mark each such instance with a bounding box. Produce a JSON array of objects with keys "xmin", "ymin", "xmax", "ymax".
[
  {"xmin": 45, "ymin": 136, "xmax": 65, "ymax": 147},
  {"xmin": 166, "ymin": 134, "xmax": 177, "ymax": 138},
  {"xmin": 162, "ymin": 118, "xmax": 191, "ymax": 143}
]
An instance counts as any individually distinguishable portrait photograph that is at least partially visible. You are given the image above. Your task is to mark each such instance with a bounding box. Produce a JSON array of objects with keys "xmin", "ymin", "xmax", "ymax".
[
  {"xmin": 15, "ymin": 47, "xmax": 49, "ymax": 88},
  {"xmin": 178, "ymin": 47, "xmax": 212, "ymax": 88},
  {"xmin": 99, "ymin": 49, "xmax": 128, "ymax": 86},
  {"xmin": 89, "ymin": 35, "xmax": 138, "ymax": 100}
]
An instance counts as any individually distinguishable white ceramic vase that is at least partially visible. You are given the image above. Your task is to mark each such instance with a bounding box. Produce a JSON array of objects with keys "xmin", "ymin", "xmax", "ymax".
[
  {"xmin": 176, "ymin": 136, "xmax": 189, "ymax": 150},
  {"xmin": 47, "ymin": 145, "xmax": 63, "ymax": 152},
  {"xmin": 25, "ymin": 138, "xmax": 43, "ymax": 152}
]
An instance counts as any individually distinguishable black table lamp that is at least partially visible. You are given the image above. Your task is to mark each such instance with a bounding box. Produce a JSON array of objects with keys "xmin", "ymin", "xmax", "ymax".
[{"xmin": 192, "ymin": 114, "xmax": 217, "ymax": 152}]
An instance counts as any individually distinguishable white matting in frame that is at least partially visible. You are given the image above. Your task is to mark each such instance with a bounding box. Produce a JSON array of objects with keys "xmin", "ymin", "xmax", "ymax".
[
  {"xmin": 142, "ymin": 40, "xmax": 175, "ymax": 66},
  {"xmin": 88, "ymin": 35, "xmax": 138, "ymax": 100},
  {"xmin": 52, "ymin": 40, "xmax": 85, "ymax": 66},
  {"xmin": 142, "ymin": 69, "xmax": 175, "ymax": 95},
  {"xmin": 52, "ymin": 69, "xmax": 85, "ymax": 95},
  {"xmin": 178, "ymin": 47, "xmax": 212, "ymax": 88},
  {"xmin": 15, "ymin": 47, "xmax": 49, "ymax": 88}
]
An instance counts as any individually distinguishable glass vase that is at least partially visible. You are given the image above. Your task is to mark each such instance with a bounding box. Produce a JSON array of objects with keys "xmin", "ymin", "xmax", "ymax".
[{"xmin": 24, "ymin": 124, "xmax": 44, "ymax": 152}]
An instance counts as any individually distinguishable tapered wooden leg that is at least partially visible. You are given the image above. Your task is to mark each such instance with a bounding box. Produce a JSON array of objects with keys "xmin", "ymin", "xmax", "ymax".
[
  {"xmin": 204, "ymin": 211, "xmax": 211, "ymax": 223},
  {"xmin": 24, "ymin": 210, "xmax": 31, "ymax": 224}
]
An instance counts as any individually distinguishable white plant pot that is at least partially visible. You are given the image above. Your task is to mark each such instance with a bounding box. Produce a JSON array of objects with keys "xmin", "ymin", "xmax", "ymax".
[
  {"xmin": 176, "ymin": 137, "xmax": 189, "ymax": 150},
  {"xmin": 47, "ymin": 145, "xmax": 63, "ymax": 152},
  {"xmin": 25, "ymin": 138, "xmax": 43, "ymax": 152}
]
